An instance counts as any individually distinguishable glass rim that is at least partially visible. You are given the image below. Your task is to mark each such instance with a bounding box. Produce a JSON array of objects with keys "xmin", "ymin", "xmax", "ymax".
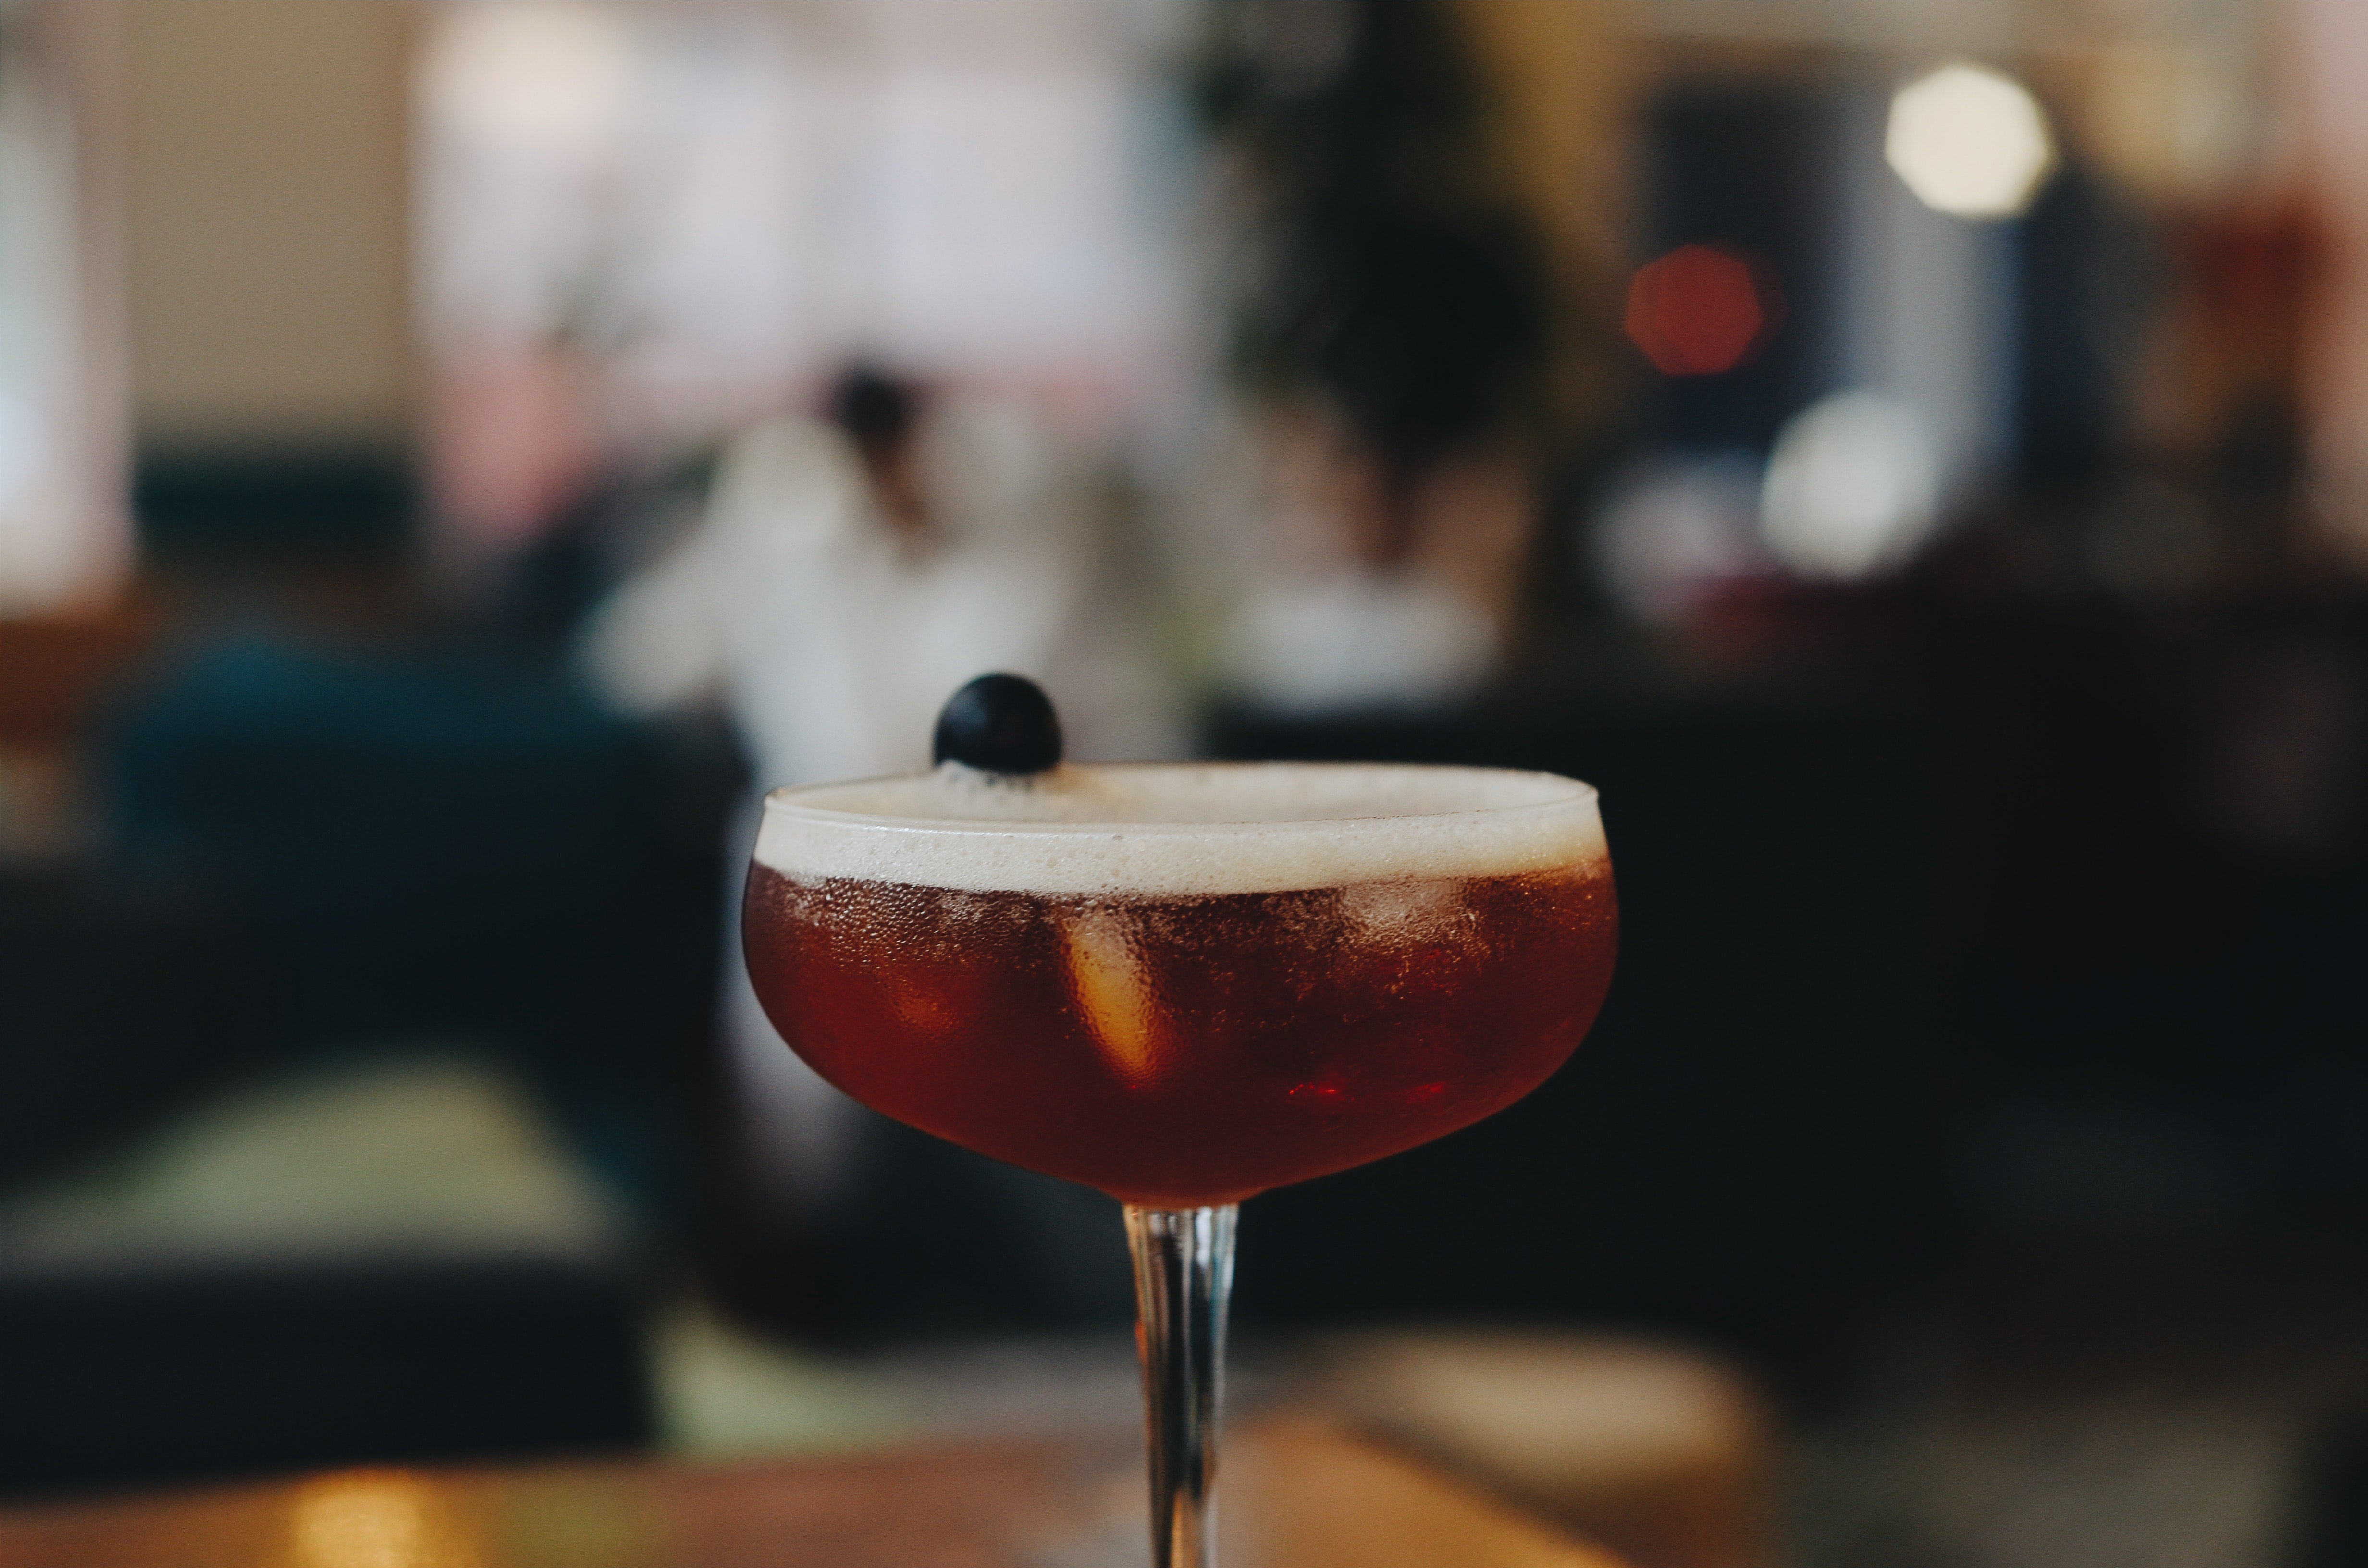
[{"xmin": 756, "ymin": 760, "xmax": 1600, "ymax": 839}]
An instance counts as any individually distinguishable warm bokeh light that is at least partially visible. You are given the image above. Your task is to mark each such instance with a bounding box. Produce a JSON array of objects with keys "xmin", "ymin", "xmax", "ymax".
[
  {"xmin": 289, "ymin": 1472, "xmax": 481, "ymax": 1568},
  {"xmin": 1885, "ymin": 62, "xmax": 2056, "ymax": 220},
  {"xmin": 1623, "ymin": 245, "xmax": 1771, "ymax": 376}
]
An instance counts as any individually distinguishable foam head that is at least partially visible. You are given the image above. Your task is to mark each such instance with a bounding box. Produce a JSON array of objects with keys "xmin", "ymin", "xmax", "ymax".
[{"xmin": 753, "ymin": 762, "xmax": 1606, "ymax": 896}]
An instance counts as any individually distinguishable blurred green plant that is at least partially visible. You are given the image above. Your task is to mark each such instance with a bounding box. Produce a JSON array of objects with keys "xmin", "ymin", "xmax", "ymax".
[{"xmin": 1193, "ymin": 0, "xmax": 1553, "ymax": 523}]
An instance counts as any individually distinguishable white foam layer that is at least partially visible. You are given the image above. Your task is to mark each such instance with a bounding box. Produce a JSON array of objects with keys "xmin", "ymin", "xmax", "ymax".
[{"xmin": 754, "ymin": 762, "xmax": 1605, "ymax": 896}]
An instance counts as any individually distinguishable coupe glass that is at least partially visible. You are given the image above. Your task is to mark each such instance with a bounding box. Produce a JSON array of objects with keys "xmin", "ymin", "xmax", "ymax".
[{"xmin": 743, "ymin": 761, "xmax": 1616, "ymax": 1567}]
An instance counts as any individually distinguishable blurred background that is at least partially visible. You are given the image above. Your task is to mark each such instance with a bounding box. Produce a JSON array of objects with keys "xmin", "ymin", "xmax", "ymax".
[{"xmin": 3, "ymin": 2, "xmax": 2364, "ymax": 1564}]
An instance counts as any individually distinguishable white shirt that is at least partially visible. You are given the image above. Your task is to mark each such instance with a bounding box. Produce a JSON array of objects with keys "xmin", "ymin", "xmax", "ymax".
[{"xmin": 581, "ymin": 398, "xmax": 1158, "ymax": 786}]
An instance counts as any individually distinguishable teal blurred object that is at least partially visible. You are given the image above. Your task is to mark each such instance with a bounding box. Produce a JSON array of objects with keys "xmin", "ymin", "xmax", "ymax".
[
  {"xmin": 134, "ymin": 447, "xmax": 415, "ymax": 563},
  {"xmin": 103, "ymin": 635, "xmax": 737, "ymax": 1206}
]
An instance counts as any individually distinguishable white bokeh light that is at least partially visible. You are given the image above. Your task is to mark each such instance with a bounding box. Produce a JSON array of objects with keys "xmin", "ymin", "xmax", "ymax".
[
  {"xmin": 1886, "ymin": 62, "xmax": 2056, "ymax": 220},
  {"xmin": 1760, "ymin": 391, "xmax": 1939, "ymax": 580},
  {"xmin": 1593, "ymin": 452, "xmax": 1770, "ymax": 622},
  {"xmin": 421, "ymin": 5, "xmax": 636, "ymax": 159}
]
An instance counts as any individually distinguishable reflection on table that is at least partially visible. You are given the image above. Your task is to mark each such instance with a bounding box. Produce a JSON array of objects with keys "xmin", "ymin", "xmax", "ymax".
[{"xmin": 0, "ymin": 1417, "xmax": 1625, "ymax": 1568}]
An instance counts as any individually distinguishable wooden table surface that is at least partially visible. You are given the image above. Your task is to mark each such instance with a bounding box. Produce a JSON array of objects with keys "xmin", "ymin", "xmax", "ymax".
[{"xmin": 0, "ymin": 1416, "xmax": 1627, "ymax": 1568}]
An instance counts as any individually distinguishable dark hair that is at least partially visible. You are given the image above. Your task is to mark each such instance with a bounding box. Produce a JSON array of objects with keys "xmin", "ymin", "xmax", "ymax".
[{"xmin": 826, "ymin": 364, "xmax": 920, "ymax": 454}]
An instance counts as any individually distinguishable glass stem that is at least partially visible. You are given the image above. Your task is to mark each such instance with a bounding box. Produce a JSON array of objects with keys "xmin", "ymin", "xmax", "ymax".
[{"xmin": 1124, "ymin": 1203, "xmax": 1238, "ymax": 1568}]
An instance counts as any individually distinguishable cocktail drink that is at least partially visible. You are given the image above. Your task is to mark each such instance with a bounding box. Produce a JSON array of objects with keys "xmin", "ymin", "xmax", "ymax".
[
  {"xmin": 746, "ymin": 764, "xmax": 1614, "ymax": 1205},
  {"xmin": 743, "ymin": 694, "xmax": 1615, "ymax": 1567}
]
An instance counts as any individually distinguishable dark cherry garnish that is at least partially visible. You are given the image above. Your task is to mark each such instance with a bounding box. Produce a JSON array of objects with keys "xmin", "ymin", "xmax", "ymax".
[{"xmin": 932, "ymin": 673, "xmax": 1064, "ymax": 774}]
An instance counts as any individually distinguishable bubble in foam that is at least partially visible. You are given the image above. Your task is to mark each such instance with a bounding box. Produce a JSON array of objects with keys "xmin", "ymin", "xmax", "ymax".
[{"xmin": 754, "ymin": 762, "xmax": 1606, "ymax": 897}]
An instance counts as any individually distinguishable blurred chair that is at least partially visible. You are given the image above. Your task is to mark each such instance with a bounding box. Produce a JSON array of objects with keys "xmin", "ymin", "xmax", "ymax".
[
  {"xmin": 2, "ymin": 630, "xmax": 728, "ymax": 1497},
  {"xmin": 102, "ymin": 634, "xmax": 735, "ymax": 1200},
  {"xmin": 0, "ymin": 863, "xmax": 274, "ymax": 1185},
  {"xmin": 134, "ymin": 448, "xmax": 413, "ymax": 565},
  {"xmin": 2294, "ymin": 1403, "xmax": 2368, "ymax": 1568},
  {"xmin": 0, "ymin": 1056, "xmax": 650, "ymax": 1498},
  {"xmin": 1309, "ymin": 1329, "xmax": 1771, "ymax": 1568},
  {"xmin": 1209, "ymin": 691, "xmax": 1945, "ymax": 1385}
]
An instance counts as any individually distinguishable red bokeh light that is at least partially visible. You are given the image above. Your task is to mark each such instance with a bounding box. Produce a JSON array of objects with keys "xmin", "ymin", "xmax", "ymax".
[{"xmin": 1624, "ymin": 245, "xmax": 1777, "ymax": 376}]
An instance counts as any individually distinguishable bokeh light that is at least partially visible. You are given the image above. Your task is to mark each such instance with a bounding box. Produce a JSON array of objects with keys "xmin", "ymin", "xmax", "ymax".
[
  {"xmin": 1759, "ymin": 391, "xmax": 1939, "ymax": 579},
  {"xmin": 289, "ymin": 1471, "xmax": 481, "ymax": 1568},
  {"xmin": 1624, "ymin": 245, "xmax": 1773, "ymax": 377},
  {"xmin": 1885, "ymin": 62, "xmax": 2056, "ymax": 220},
  {"xmin": 420, "ymin": 4, "xmax": 634, "ymax": 159}
]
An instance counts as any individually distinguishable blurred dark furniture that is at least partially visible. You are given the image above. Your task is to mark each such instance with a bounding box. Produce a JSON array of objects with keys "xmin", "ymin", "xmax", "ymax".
[
  {"xmin": 0, "ymin": 1257, "xmax": 650, "ymax": 1501},
  {"xmin": 2294, "ymin": 1404, "xmax": 2368, "ymax": 1568},
  {"xmin": 0, "ymin": 866, "xmax": 274, "ymax": 1185},
  {"xmin": 101, "ymin": 636, "xmax": 740, "ymax": 1201},
  {"xmin": 135, "ymin": 447, "xmax": 415, "ymax": 564},
  {"xmin": 1208, "ymin": 686, "xmax": 1946, "ymax": 1374},
  {"xmin": 0, "ymin": 631, "xmax": 738, "ymax": 1499}
]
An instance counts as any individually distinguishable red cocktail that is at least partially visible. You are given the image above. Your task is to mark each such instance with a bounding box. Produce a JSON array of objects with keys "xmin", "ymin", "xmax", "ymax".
[{"xmin": 742, "ymin": 756, "xmax": 1616, "ymax": 1565}]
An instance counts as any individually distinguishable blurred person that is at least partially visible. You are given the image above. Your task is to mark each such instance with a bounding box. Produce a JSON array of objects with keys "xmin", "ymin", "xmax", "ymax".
[
  {"xmin": 1194, "ymin": 397, "xmax": 1534, "ymax": 712},
  {"xmin": 580, "ymin": 365, "xmax": 1172, "ymax": 1331},
  {"xmin": 585, "ymin": 366, "xmax": 1167, "ymax": 781}
]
